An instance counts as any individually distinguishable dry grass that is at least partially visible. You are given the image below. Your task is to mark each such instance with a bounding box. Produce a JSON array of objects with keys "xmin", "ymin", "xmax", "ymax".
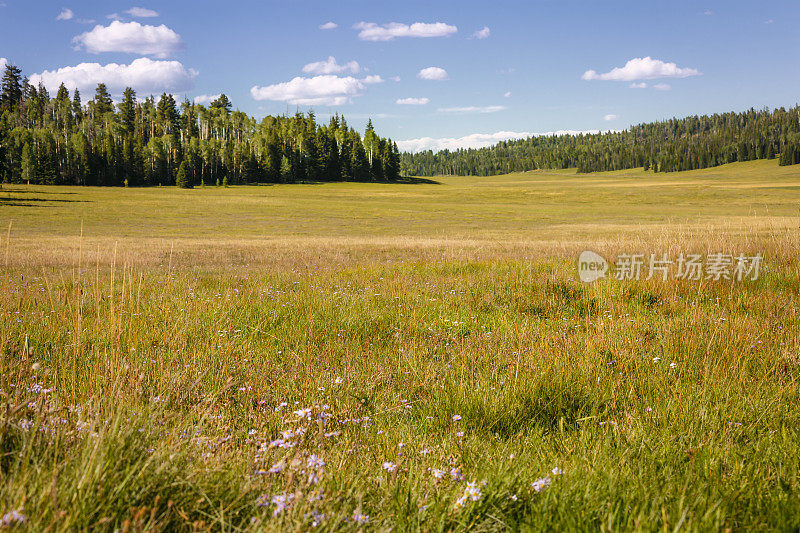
[{"xmin": 0, "ymin": 161, "xmax": 799, "ymax": 531}]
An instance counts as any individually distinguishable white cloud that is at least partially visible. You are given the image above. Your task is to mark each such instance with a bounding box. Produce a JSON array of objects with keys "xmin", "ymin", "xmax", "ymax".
[
  {"xmin": 0, "ymin": 58, "xmax": 7, "ymax": 71},
  {"xmin": 764, "ymin": 19, "xmax": 774, "ymax": 24},
  {"xmin": 354, "ymin": 21, "xmax": 457, "ymax": 41},
  {"xmin": 653, "ymin": 83, "xmax": 671, "ymax": 91},
  {"xmin": 472, "ymin": 26, "xmax": 490, "ymax": 39},
  {"xmin": 29, "ymin": 58, "xmax": 197, "ymax": 96},
  {"xmin": 363, "ymin": 75, "xmax": 384, "ymax": 84},
  {"xmin": 437, "ymin": 105, "xmax": 506, "ymax": 114},
  {"xmin": 251, "ymin": 75, "xmax": 366, "ymax": 106},
  {"xmin": 417, "ymin": 67, "xmax": 448, "ymax": 81},
  {"xmin": 391, "ymin": 76, "xmax": 401, "ymax": 82},
  {"xmin": 319, "ymin": 21, "xmax": 337, "ymax": 30},
  {"xmin": 582, "ymin": 57, "xmax": 700, "ymax": 82},
  {"xmin": 396, "ymin": 97, "xmax": 429, "ymax": 105},
  {"xmin": 397, "ymin": 130, "xmax": 602, "ymax": 153},
  {"xmin": 629, "ymin": 82, "xmax": 647, "ymax": 89},
  {"xmin": 604, "ymin": 114, "xmax": 618, "ymax": 121},
  {"xmin": 503, "ymin": 91, "xmax": 511, "ymax": 98},
  {"xmin": 397, "ymin": 130, "xmax": 599, "ymax": 152},
  {"xmin": 57, "ymin": 8, "xmax": 74, "ymax": 21},
  {"xmin": 303, "ymin": 56, "xmax": 360, "ymax": 75},
  {"xmin": 73, "ymin": 21, "xmax": 184, "ymax": 58},
  {"xmin": 126, "ymin": 7, "xmax": 159, "ymax": 18},
  {"xmin": 193, "ymin": 94, "xmax": 221, "ymax": 105}
]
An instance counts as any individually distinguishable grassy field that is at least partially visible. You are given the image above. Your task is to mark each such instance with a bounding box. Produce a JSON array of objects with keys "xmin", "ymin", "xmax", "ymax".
[{"xmin": 1, "ymin": 160, "xmax": 799, "ymax": 531}]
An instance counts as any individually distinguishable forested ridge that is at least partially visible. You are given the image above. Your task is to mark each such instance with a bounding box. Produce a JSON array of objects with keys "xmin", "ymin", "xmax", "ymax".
[
  {"xmin": 0, "ymin": 63, "xmax": 400, "ymax": 187},
  {"xmin": 401, "ymin": 106, "xmax": 800, "ymax": 176}
]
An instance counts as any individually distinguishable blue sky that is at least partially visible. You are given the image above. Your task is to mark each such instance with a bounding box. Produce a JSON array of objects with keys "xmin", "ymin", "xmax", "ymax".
[{"xmin": 1, "ymin": 0, "xmax": 798, "ymax": 151}]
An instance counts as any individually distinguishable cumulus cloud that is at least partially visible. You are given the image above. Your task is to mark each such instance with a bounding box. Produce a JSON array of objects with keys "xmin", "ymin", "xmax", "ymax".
[
  {"xmin": 29, "ymin": 58, "xmax": 197, "ymax": 95},
  {"xmin": 396, "ymin": 97, "xmax": 429, "ymax": 105},
  {"xmin": 397, "ymin": 130, "xmax": 602, "ymax": 153},
  {"xmin": 472, "ymin": 26, "xmax": 490, "ymax": 39},
  {"xmin": 354, "ymin": 21, "xmax": 457, "ymax": 41},
  {"xmin": 303, "ymin": 56, "xmax": 360, "ymax": 75},
  {"xmin": 193, "ymin": 94, "xmax": 221, "ymax": 105},
  {"xmin": 629, "ymin": 82, "xmax": 647, "ymax": 89},
  {"xmin": 417, "ymin": 67, "xmax": 448, "ymax": 81},
  {"xmin": 126, "ymin": 7, "xmax": 159, "ymax": 18},
  {"xmin": 504, "ymin": 91, "xmax": 511, "ymax": 98},
  {"xmin": 363, "ymin": 75, "xmax": 384, "ymax": 84},
  {"xmin": 653, "ymin": 83, "xmax": 671, "ymax": 91},
  {"xmin": 437, "ymin": 105, "xmax": 505, "ymax": 114},
  {"xmin": 582, "ymin": 57, "xmax": 700, "ymax": 82},
  {"xmin": 604, "ymin": 114, "xmax": 618, "ymax": 121},
  {"xmin": 319, "ymin": 21, "xmax": 337, "ymax": 30},
  {"xmin": 57, "ymin": 8, "xmax": 74, "ymax": 21},
  {"xmin": 251, "ymin": 75, "xmax": 366, "ymax": 106},
  {"xmin": 73, "ymin": 21, "xmax": 184, "ymax": 58}
]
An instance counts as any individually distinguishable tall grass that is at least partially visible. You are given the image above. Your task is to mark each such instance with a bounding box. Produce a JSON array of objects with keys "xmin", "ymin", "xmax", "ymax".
[{"xmin": 1, "ymin": 250, "xmax": 798, "ymax": 530}]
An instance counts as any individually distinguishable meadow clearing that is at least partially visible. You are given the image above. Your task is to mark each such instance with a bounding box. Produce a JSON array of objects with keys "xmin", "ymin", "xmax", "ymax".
[{"xmin": 1, "ymin": 159, "xmax": 800, "ymax": 531}]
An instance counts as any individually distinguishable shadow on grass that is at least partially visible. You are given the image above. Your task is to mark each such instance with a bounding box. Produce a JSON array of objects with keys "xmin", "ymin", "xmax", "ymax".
[
  {"xmin": 243, "ymin": 176, "xmax": 442, "ymax": 186},
  {"xmin": 0, "ymin": 196, "xmax": 88, "ymax": 207}
]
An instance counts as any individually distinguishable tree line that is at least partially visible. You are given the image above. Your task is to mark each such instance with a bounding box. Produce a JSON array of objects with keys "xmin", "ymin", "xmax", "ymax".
[
  {"xmin": 401, "ymin": 106, "xmax": 800, "ymax": 176},
  {"xmin": 0, "ymin": 63, "xmax": 401, "ymax": 187}
]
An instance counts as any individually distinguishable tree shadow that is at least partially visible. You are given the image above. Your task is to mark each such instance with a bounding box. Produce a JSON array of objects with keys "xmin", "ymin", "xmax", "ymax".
[
  {"xmin": 392, "ymin": 176, "xmax": 441, "ymax": 185},
  {"xmin": 0, "ymin": 187, "xmax": 79, "ymax": 195},
  {"xmin": 0, "ymin": 196, "xmax": 87, "ymax": 207}
]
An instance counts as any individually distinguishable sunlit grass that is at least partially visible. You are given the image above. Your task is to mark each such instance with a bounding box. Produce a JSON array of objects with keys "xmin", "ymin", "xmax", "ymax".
[{"xmin": 1, "ymin": 161, "xmax": 799, "ymax": 530}]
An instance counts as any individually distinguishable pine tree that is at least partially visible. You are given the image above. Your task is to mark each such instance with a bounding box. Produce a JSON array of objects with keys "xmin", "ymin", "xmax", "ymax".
[
  {"xmin": 0, "ymin": 63, "xmax": 23, "ymax": 113},
  {"xmin": 91, "ymin": 83, "xmax": 114, "ymax": 120},
  {"xmin": 210, "ymin": 94, "xmax": 232, "ymax": 115},
  {"xmin": 175, "ymin": 160, "xmax": 192, "ymax": 188},
  {"xmin": 119, "ymin": 87, "xmax": 137, "ymax": 133}
]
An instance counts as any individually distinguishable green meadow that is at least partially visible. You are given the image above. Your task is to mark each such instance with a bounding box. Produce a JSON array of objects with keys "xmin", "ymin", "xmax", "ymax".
[{"xmin": 1, "ymin": 159, "xmax": 800, "ymax": 531}]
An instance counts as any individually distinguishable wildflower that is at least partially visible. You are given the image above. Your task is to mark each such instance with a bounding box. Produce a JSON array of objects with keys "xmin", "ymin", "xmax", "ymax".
[
  {"xmin": 456, "ymin": 431, "xmax": 464, "ymax": 437},
  {"xmin": 294, "ymin": 408, "xmax": 312, "ymax": 419},
  {"xmin": 646, "ymin": 407, "xmax": 653, "ymax": 412},
  {"xmin": 270, "ymin": 493, "xmax": 295, "ymax": 516},
  {"xmin": 509, "ymin": 494, "xmax": 518, "ymax": 501},
  {"xmin": 353, "ymin": 513, "xmax": 370, "ymax": 523},
  {"xmin": 430, "ymin": 468, "xmax": 446, "ymax": 479},
  {"xmin": 420, "ymin": 448, "xmax": 431, "ymax": 455},
  {"xmin": 324, "ymin": 431, "xmax": 340, "ymax": 438},
  {"xmin": 310, "ymin": 510, "xmax": 327, "ymax": 527},
  {"xmin": 551, "ymin": 467, "xmax": 563, "ymax": 475},
  {"xmin": 454, "ymin": 481, "xmax": 482, "ymax": 509},
  {"xmin": 669, "ymin": 362, "xmax": 676, "ymax": 368},
  {"xmin": 532, "ymin": 476, "xmax": 551, "ymax": 492},
  {"xmin": 452, "ymin": 415, "xmax": 462, "ymax": 421},
  {"xmin": 1, "ymin": 509, "xmax": 25, "ymax": 526},
  {"xmin": 450, "ymin": 468, "xmax": 464, "ymax": 481},
  {"xmin": 652, "ymin": 357, "xmax": 661, "ymax": 363},
  {"xmin": 383, "ymin": 462, "xmax": 398, "ymax": 472},
  {"xmin": 307, "ymin": 455, "xmax": 326, "ymax": 469},
  {"xmin": 268, "ymin": 462, "xmax": 284, "ymax": 474},
  {"xmin": 334, "ymin": 377, "xmax": 343, "ymax": 384}
]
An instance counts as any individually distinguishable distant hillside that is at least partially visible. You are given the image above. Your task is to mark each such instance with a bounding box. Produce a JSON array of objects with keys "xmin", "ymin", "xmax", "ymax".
[{"xmin": 401, "ymin": 106, "xmax": 800, "ymax": 176}]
